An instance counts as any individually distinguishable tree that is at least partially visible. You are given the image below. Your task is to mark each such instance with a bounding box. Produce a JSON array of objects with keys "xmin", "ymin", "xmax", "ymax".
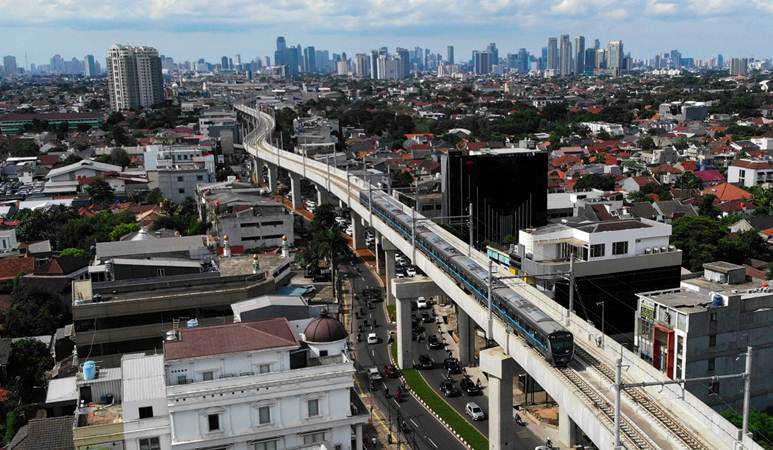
[
  {"xmin": 674, "ymin": 171, "xmax": 703, "ymax": 189},
  {"xmin": 698, "ymin": 194, "xmax": 721, "ymax": 218},
  {"xmin": 109, "ymin": 148, "xmax": 131, "ymax": 168},
  {"xmin": 391, "ymin": 171, "xmax": 413, "ymax": 189},
  {"xmin": 639, "ymin": 136, "xmax": 656, "ymax": 151},
  {"xmin": 86, "ymin": 179, "xmax": 115, "ymax": 205},
  {"xmin": 6, "ymin": 339, "xmax": 54, "ymax": 404},
  {"xmin": 145, "ymin": 188, "xmax": 164, "ymax": 205},
  {"xmin": 106, "ymin": 111, "xmax": 125, "ymax": 125},
  {"xmin": 671, "ymin": 215, "xmax": 727, "ymax": 271},
  {"xmin": 717, "ymin": 230, "xmax": 769, "ymax": 264},
  {"xmin": 722, "ymin": 410, "xmax": 773, "ymax": 450},
  {"xmin": 573, "ymin": 174, "xmax": 616, "ymax": 192},
  {"xmin": 60, "ymin": 247, "xmax": 87, "ymax": 257},
  {"xmin": 310, "ymin": 203, "xmax": 337, "ymax": 234},
  {"xmin": 1, "ymin": 285, "xmax": 67, "ymax": 337},
  {"xmin": 673, "ymin": 138, "xmax": 689, "ymax": 150},
  {"xmin": 110, "ymin": 222, "xmax": 140, "ymax": 241}
]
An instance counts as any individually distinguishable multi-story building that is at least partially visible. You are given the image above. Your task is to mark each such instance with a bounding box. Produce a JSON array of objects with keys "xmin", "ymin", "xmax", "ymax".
[
  {"xmin": 607, "ymin": 40, "xmax": 624, "ymax": 76},
  {"xmin": 353, "ymin": 53, "xmax": 369, "ymax": 78},
  {"xmin": 547, "ymin": 38, "xmax": 559, "ymax": 72},
  {"xmin": 440, "ymin": 148, "xmax": 548, "ymax": 245},
  {"xmin": 574, "ymin": 36, "xmax": 585, "ymax": 74},
  {"xmin": 516, "ymin": 217, "xmax": 681, "ymax": 340},
  {"xmin": 106, "ymin": 44, "xmax": 164, "ymax": 111},
  {"xmin": 581, "ymin": 121, "xmax": 624, "ymax": 136},
  {"xmin": 658, "ymin": 101, "xmax": 709, "ymax": 121},
  {"xmin": 559, "ymin": 34, "xmax": 572, "ymax": 76},
  {"xmin": 635, "ymin": 261, "xmax": 773, "ymax": 410},
  {"xmin": 446, "ymin": 45, "xmax": 454, "ymax": 65},
  {"xmin": 84, "ymin": 54, "xmax": 97, "ymax": 77},
  {"xmin": 2, "ymin": 55, "xmax": 17, "ymax": 77},
  {"xmin": 726, "ymin": 159, "xmax": 773, "ymax": 188}
]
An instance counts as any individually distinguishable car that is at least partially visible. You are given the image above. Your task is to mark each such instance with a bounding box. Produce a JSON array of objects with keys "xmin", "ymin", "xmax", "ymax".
[
  {"xmin": 367, "ymin": 333, "xmax": 379, "ymax": 344},
  {"xmin": 345, "ymin": 225, "xmax": 353, "ymax": 236},
  {"xmin": 427, "ymin": 335, "xmax": 444, "ymax": 350},
  {"xmin": 421, "ymin": 312, "xmax": 433, "ymax": 323},
  {"xmin": 384, "ymin": 363, "xmax": 400, "ymax": 378},
  {"xmin": 439, "ymin": 379, "xmax": 461, "ymax": 397},
  {"xmin": 444, "ymin": 357, "xmax": 462, "ymax": 375},
  {"xmin": 465, "ymin": 402, "xmax": 486, "ymax": 421},
  {"xmin": 362, "ymin": 287, "xmax": 383, "ymax": 302},
  {"xmin": 302, "ymin": 285, "xmax": 316, "ymax": 296},
  {"xmin": 406, "ymin": 266, "xmax": 417, "ymax": 277},
  {"xmin": 368, "ymin": 367, "xmax": 383, "ymax": 381},
  {"xmin": 416, "ymin": 354, "xmax": 434, "ymax": 369},
  {"xmin": 416, "ymin": 297, "xmax": 429, "ymax": 309},
  {"xmin": 459, "ymin": 376, "xmax": 482, "ymax": 395}
]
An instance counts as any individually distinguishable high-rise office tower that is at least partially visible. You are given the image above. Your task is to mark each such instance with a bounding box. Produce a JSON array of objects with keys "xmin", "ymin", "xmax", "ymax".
[
  {"xmin": 730, "ymin": 58, "xmax": 748, "ymax": 76},
  {"xmin": 584, "ymin": 48, "xmax": 596, "ymax": 74},
  {"xmin": 84, "ymin": 54, "xmax": 97, "ymax": 77},
  {"xmin": 574, "ymin": 36, "xmax": 585, "ymax": 75},
  {"xmin": 276, "ymin": 36, "xmax": 286, "ymax": 52},
  {"xmin": 540, "ymin": 47, "xmax": 548, "ymax": 71},
  {"xmin": 547, "ymin": 38, "xmax": 559, "ymax": 71},
  {"xmin": 716, "ymin": 54, "xmax": 724, "ymax": 70},
  {"xmin": 3, "ymin": 55, "xmax": 17, "ymax": 77},
  {"xmin": 596, "ymin": 49, "xmax": 607, "ymax": 69},
  {"xmin": 370, "ymin": 50, "xmax": 379, "ymax": 79},
  {"xmin": 354, "ymin": 53, "xmax": 369, "ymax": 78},
  {"xmin": 220, "ymin": 56, "xmax": 229, "ymax": 70},
  {"xmin": 486, "ymin": 43, "xmax": 499, "ymax": 67},
  {"xmin": 472, "ymin": 51, "xmax": 491, "ymax": 75},
  {"xmin": 106, "ymin": 44, "xmax": 164, "ymax": 111},
  {"xmin": 669, "ymin": 49, "xmax": 682, "ymax": 68},
  {"xmin": 234, "ymin": 54, "xmax": 241, "ymax": 67},
  {"xmin": 447, "ymin": 46, "xmax": 454, "ymax": 65},
  {"xmin": 594, "ymin": 39, "xmax": 600, "ymax": 50},
  {"xmin": 397, "ymin": 47, "xmax": 411, "ymax": 78},
  {"xmin": 607, "ymin": 41, "xmax": 624, "ymax": 75},
  {"xmin": 304, "ymin": 46, "xmax": 317, "ymax": 73},
  {"xmin": 517, "ymin": 48, "xmax": 529, "ymax": 74},
  {"xmin": 559, "ymin": 34, "xmax": 572, "ymax": 75}
]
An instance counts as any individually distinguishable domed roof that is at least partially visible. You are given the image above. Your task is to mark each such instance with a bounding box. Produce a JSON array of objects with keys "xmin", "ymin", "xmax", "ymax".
[{"xmin": 303, "ymin": 311, "xmax": 347, "ymax": 343}]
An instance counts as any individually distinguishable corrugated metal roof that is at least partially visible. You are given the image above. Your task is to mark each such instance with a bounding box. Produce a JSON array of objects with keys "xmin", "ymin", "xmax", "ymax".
[{"xmin": 121, "ymin": 354, "xmax": 166, "ymax": 402}]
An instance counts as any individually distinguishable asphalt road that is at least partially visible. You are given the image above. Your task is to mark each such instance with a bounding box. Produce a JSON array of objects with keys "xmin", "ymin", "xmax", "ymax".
[{"xmin": 348, "ymin": 257, "xmax": 466, "ymax": 450}]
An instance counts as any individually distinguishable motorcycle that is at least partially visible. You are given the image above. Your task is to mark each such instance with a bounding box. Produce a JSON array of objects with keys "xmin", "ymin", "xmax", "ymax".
[{"xmin": 515, "ymin": 414, "xmax": 526, "ymax": 426}]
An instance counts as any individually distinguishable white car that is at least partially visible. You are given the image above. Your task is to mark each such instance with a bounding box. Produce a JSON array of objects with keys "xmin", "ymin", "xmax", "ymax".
[
  {"xmin": 345, "ymin": 225, "xmax": 353, "ymax": 236},
  {"xmin": 406, "ymin": 266, "xmax": 417, "ymax": 277},
  {"xmin": 416, "ymin": 297, "xmax": 429, "ymax": 309},
  {"xmin": 368, "ymin": 367, "xmax": 382, "ymax": 381},
  {"xmin": 367, "ymin": 333, "xmax": 379, "ymax": 344},
  {"xmin": 465, "ymin": 402, "xmax": 486, "ymax": 421}
]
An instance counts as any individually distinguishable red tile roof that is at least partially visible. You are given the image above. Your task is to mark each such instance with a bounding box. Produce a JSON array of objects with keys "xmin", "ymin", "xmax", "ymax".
[
  {"xmin": 701, "ymin": 183, "xmax": 751, "ymax": 202},
  {"xmin": 0, "ymin": 257, "xmax": 35, "ymax": 281},
  {"xmin": 164, "ymin": 318, "xmax": 298, "ymax": 360},
  {"xmin": 731, "ymin": 159, "xmax": 773, "ymax": 170}
]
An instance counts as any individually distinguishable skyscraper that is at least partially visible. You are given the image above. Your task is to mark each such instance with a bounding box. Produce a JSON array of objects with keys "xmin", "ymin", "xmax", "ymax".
[
  {"xmin": 517, "ymin": 48, "xmax": 529, "ymax": 74},
  {"xmin": 594, "ymin": 39, "xmax": 600, "ymax": 50},
  {"xmin": 354, "ymin": 53, "xmax": 369, "ymax": 78},
  {"xmin": 84, "ymin": 54, "xmax": 97, "ymax": 77},
  {"xmin": 106, "ymin": 44, "xmax": 164, "ymax": 111},
  {"xmin": 396, "ymin": 47, "xmax": 410, "ymax": 78},
  {"xmin": 559, "ymin": 34, "xmax": 572, "ymax": 76},
  {"xmin": 574, "ymin": 36, "xmax": 585, "ymax": 75},
  {"xmin": 370, "ymin": 50, "xmax": 379, "ymax": 79},
  {"xmin": 446, "ymin": 46, "xmax": 454, "ymax": 65},
  {"xmin": 220, "ymin": 56, "xmax": 229, "ymax": 70},
  {"xmin": 2, "ymin": 55, "xmax": 17, "ymax": 77},
  {"xmin": 486, "ymin": 43, "xmax": 499, "ymax": 68},
  {"xmin": 607, "ymin": 40, "xmax": 624, "ymax": 76},
  {"xmin": 716, "ymin": 54, "xmax": 724, "ymax": 70},
  {"xmin": 304, "ymin": 46, "xmax": 317, "ymax": 73},
  {"xmin": 547, "ymin": 38, "xmax": 559, "ymax": 72},
  {"xmin": 584, "ymin": 48, "xmax": 596, "ymax": 74},
  {"xmin": 472, "ymin": 51, "xmax": 491, "ymax": 75},
  {"xmin": 730, "ymin": 58, "xmax": 748, "ymax": 76}
]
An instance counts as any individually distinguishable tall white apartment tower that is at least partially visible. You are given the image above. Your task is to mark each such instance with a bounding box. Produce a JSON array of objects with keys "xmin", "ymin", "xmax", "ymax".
[{"xmin": 106, "ymin": 44, "xmax": 164, "ymax": 111}]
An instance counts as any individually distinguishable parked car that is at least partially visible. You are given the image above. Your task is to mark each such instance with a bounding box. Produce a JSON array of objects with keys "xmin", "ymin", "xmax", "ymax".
[
  {"xmin": 439, "ymin": 379, "xmax": 461, "ymax": 397},
  {"xmin": 368, "ymin": 367, "xmax": 382, "ymax": 381},
  {"xmin": 416, "ymin": 297, "xmax": 429, "ymax": 309},
  {"xmin": 460, "ymin": 376, "xmax": 482, "ymax": 395},
  {"xmin": 427, "ymin": 335, "xmax": 444, "ymax": 350},
  {"xmin": 465, "ymin": 402, "xmax": 486, "ymax": 421},
  {"xmin": 421, "ymin": 312, "xmax": 434, "ymax": 323},
  {"xmin": 384, "ymin": 363, "xmax": 400, "ymax": 378},
  {"xmin": 406, "ymin": 266, "xmax": 417, "ymax": 277},
  {"xmin": 444, "ymin": 357, "xmax": 462, "ymax": 375},
  {"xmin": 367, "ymin": 333, "xmax": 379, "ymax": 344},
  {"xmin": 416, "ymin": 354, "xmax": 434, "ymax": 369}
]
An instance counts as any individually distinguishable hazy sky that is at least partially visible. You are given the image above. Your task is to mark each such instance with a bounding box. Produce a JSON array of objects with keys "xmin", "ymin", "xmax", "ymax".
[{"xmin": 1, "ymin": 0, "xmax": 772, "ymax": 65}]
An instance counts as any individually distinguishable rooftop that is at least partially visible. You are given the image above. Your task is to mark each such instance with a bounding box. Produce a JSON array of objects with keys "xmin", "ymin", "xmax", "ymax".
[{"xmin": 164, "ymin": 318, "xmax": 299, "ymax": 360}]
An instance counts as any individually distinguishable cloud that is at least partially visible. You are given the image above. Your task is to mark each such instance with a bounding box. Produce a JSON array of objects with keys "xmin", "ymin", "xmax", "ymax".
[{"xmin": 0, "ymin": 0, "xmax": 769, "ymax": 32}]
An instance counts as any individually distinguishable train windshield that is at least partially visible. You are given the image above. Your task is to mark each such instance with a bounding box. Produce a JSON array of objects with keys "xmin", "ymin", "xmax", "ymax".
[{"xmin": 549, "ymin": 333, "xmax": 573, "ymax": 354}]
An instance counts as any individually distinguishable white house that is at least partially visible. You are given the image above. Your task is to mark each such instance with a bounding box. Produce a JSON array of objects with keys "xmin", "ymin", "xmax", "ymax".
[
  {"xmin": 46, "ymin": 160, "xmax": 123, "ymax": 183},
  {"xmin": 726, "ymin": 159, "xmax": 773, "ymax": 188}
]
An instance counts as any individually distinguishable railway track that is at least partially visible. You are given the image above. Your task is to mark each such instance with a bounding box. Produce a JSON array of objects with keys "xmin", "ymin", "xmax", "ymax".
[{"xmin": 574, "ymin": 347, "xmax": 710, "ymax": 450}]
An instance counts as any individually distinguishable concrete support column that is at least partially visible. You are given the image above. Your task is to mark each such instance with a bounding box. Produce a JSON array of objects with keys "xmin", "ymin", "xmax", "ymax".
[
  {"xmin": 396, "ymin": 295, "xmax": 413, "ymax": 369},
  {"xmin": 457, "ymin": 307, "xmax": 475, "ymax": 366},
  {"xmin": 382, "ymin": 238, "xmax": 398, "ymax": 306},
  {"xmin": 355, "ymin": 423, "xmax": 363, "ymax": 450},
  {"xmin": 374, "ymin": 231, "xmax": 381, "ymax": 274},
  {"xmin": 316, "ymin": 185, "xmax": 330, "ymax": 205},
  {"xmin": 265, "ymin": 162, "xmax": 278, "ymax": 193},
  {"xmin": 481, "ymin": 347, "xmax": 516, "ymax": 450},
  {"xmin": 558, "ymin": 408, "xmax": 579, "ymax": 448},
  {"xmin": 351, "ymin": 213, "xmax": 366, "ymax": 250},
  {"xmin": 289, "ymin": 174, "xmax": 303, "ymax": 209}
]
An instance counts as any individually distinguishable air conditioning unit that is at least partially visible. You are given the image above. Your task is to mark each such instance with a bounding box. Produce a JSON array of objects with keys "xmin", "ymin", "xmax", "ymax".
[
  {"xmin": 652, "ymin": 247, "xmax": 660, "ymax": 254},
  {"xmin": 644, "ymin": 248, "xmax": 652, "ymax": 254}
]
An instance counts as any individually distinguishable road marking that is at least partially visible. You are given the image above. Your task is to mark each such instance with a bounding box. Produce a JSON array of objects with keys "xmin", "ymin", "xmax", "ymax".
[
  {"xmin": 427, "ymin": 437, "xmax": 439, "ymax": 448},
  {"xmin": 410, "ymin": 419, "xmax": 419, "ymax": 428}
]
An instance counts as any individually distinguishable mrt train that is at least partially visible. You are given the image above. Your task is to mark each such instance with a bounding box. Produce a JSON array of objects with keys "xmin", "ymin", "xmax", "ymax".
[{"xmin": 360, "ymin": 190, "xmax": 574, "ymax": 367}]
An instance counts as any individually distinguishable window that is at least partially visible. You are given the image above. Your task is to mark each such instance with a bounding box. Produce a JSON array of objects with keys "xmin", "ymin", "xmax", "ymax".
[
  {"xmin": 196, "ymin": 175, "xmax": 204, "ymax": 181},
  {"xmin": 590, "ymin": 244, "xmax": 605, "ymax": 258},
  {"xmin": 139, "ymin": 437, "xmax": 161, "ymax": 450},
  {"xmin": 319, "ymin": 350, "xmax": 328, "ymax": 357},
  {"xmin": 612, "ymin": 241, "xmax": 628, "ymax": 255},
  {"xmin": 176, "ymin": 375, "xmax": 187, "ymax": 385},
  {"xmin": 202, "ymin": 371, "xmax": 214, "ymax": 381},
  {"xmin": 709, "ymin": 334, "xmax": 716, "ymax": 347},
  {"xmin": 303, "ymin": 431, "xmax": 325, "ymax": 445},
  {"xmin": 138, "ymin": 406, "xmax": 153, "ymax": 419},
  {"xmin": 710, "ymin": 312, "xmax": 718, "ymax": 322},
  {"xmin": 254, "ymin": 440, "xmax": 278, "ymax": 450},
  {"xmin": 177, "ymin": 176, "xmax": 184, "ymax": 182},
  {"xmin": 708, "ymin": 358, "xmax": 715, "ymax": 371},
  {"xmin": 156, "ymin": 268, "xmax": 166, "ymax": 277},
  {"xmin": 208, "ymin": 413, "xmax": 220, "ymax": 431},
  {"xmin": 258, "ymin": 406, "xmax": 271, "ymax": 425},
  {"xmin": 178, "ymin": 188, "xmax": 185, "ymax": 194},
  {"xmin": 307, "ymin": 399, "xmax": 319, "ymax": 417},
  {"xmin": 258, "ymin": 364, "xmax": 271, "ymax": 374}
]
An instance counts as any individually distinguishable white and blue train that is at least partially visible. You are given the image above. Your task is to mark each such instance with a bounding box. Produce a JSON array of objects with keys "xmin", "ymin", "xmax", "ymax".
[{"xmin": 361, "ymin": 190, "xmax": 574, "ymax": 367}]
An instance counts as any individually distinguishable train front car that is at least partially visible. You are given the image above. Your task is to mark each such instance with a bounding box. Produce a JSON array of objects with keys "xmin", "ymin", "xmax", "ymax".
[{"xmin": 547, "ymin": 331, "xmax": 574, "ymax": 367}]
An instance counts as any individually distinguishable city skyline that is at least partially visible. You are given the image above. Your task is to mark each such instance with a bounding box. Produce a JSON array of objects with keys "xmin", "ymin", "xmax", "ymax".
[{"xmin": 1, "ymin": 0, "xmax": 772, "ymax": 65}]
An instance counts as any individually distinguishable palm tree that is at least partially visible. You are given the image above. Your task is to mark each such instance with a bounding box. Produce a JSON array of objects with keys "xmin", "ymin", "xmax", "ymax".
[{"xmin": 315, "ymin": 227, "xmax": 346, "ymax": 303}]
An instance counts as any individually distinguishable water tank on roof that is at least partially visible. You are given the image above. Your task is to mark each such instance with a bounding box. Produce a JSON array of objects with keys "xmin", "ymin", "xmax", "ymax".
[
  {"xmin": 83, "ymin": 360, "xmax": 97, "ymax": 380},
  {"xmin": 709, "ymin": 292, "xmax": 725, "ymax": 308}
]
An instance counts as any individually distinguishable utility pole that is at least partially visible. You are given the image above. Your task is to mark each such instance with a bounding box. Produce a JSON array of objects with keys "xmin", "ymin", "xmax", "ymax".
[
  {"xmin": 596, "ymin": 300, "xmax": 605, "ymax": 348},
  {"xmin": 614, "ymin": 355, "xmax": 623, "ymax": 450},
  {"xmin": 487, "ymin": 259, "xmax": 493, "ymax": 343},
  {"xmin": 468, "ymin": 202, "xmax": 473, "ymax": 256},
  {"xmin": 566, "ymin": 256, "xmax": 575, "ymax": 326},
  {"xmin": 742, "ymin": 346, "xmax": 753, "ymax": 440}
]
